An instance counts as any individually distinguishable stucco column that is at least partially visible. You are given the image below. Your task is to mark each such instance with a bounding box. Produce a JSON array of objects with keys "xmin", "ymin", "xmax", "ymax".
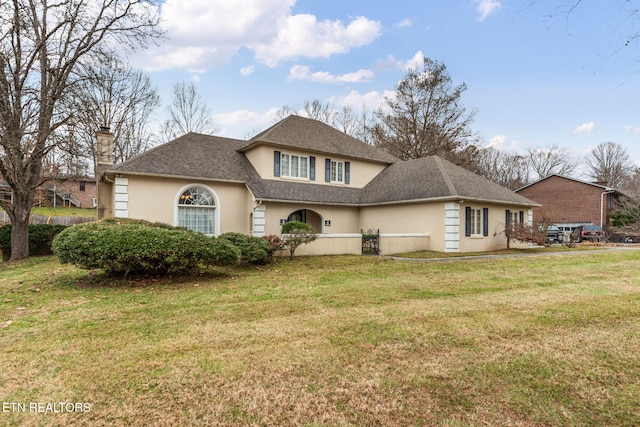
[{"xmin": 444, "ymin": 202, "xmax": 461, "ymax": 252}]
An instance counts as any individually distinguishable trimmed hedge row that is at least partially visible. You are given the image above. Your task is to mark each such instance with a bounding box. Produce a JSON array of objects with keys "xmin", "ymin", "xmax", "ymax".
[
  {"xmin": 0, "ymin": 224, "xmax": 67, "ymax": 261},
  {"xmin": 219, "ymin": 232, "xmax": 271, "ymax": 265},
  {"xmin": 52, "ymin": 220, "xmax": 240, "ymax": 276}
]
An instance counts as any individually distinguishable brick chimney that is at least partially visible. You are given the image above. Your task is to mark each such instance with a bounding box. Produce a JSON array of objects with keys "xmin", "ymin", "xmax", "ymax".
[{"xmin": 95, "ymin": 126, "xmax": 114, "ymax": 220}]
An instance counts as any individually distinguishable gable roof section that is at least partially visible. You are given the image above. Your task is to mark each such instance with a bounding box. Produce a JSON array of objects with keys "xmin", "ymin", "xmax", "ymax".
[
  {"xmin": 110, "ymin": 133, "xmax": 259, "ymax": 182},
  {"xmin": 241, "ymin": 115, "xmax": 399, "ymax": 164},
  {"xmin": 246, "ymin": 178, "xmax": 363, "ymax": 205},
  {"xmin": 360, "ymin": 156, "xmax": 537, "ymax": 206},
  {"xmin": 516, "ymin": 174, "xmax": 624, "ymax": 194},
  {"xmin": 107, "ymin": 121, "xmax": 536, "ymax": 208},
  {"xmin": 248, "ymin": 156, "xmax": 537, "ymax": 207}
]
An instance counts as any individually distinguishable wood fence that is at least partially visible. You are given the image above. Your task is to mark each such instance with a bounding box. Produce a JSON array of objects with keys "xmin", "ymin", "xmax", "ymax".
[{"xmin": 0, "ymin": 211, "xmax": 94, "ymax": 226}]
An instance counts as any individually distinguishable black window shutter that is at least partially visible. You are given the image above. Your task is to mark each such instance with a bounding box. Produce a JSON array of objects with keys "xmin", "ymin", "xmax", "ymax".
[
  {"xmin": 274, "ymin": 151, "xmax": 281, "ymax": 177},
  {"xmin": 345, "ymin": 161, "xmax": 351, "ymax": 184},
  {"xmin": 309, "ymin": 156, "xmax": 316, "ymax": 181},
  {"xmin": 325, "ymin": 159, "xmax": 331, "ymax": 182},
  {"xmin": 483, "ymin": 208, "xmax": 489, "ymax": 236},
  {"xmin": 465, "ymin": 206, "xmax": 472, "ymax": 237},
  {"xmin": 519, "ymin": 210, "xmax": 524, "ymax": 224},
  {"xmin": 505, "ymin": 209, "xmax": 511, "ymax": 226}
]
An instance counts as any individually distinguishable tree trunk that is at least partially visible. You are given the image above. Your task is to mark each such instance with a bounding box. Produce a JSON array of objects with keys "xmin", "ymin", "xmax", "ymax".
[
  {"xmin": 10, "ymin": 219, "xmax": 30, "ymax": 261},
  {"xmin": 9, "ymin": 192, "xmax": 33, "ymax": 261}
]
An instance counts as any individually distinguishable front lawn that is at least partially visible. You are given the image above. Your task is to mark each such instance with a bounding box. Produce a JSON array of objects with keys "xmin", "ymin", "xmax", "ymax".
[
  {"xmin": 1, "ymin": 252, "xmax": 639, "ymax": 426},
  {"xmin": 31, "ymin": 206, "xmax": 96, "ymax": 217}
]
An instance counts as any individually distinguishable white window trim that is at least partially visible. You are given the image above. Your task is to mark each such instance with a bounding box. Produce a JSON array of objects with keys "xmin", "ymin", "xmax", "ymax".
[
  {"xmin": 281, "ymin": 153, "xmax": 309, "ymax": 180},
  {"xmin": 174, "ymin": 184, "xmax": 220, "ymax": 236},
  {"xmin": 510, "ymin": 211, "xmax": 519, "ymax": 225},
  {"xmin": 470, "ymin": 207, "xmax": 482, "ymax": 237},
  {"xmin": 330, "ymin": 160, "xmax": 344, "ymax": 183}
]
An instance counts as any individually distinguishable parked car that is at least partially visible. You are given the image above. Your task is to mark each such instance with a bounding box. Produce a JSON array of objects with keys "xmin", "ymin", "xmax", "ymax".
[
  {"xmin": 572, "ymin": 224, "xmax": 606, "ymax": 242},
  {"xmin": 545, "ymin": 225, "xmax": 561, "ymax": 243}
]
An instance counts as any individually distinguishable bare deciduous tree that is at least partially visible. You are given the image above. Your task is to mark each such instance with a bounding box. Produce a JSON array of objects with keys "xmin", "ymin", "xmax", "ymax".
[
  {"xmin": 0, "ymin": 0, "xmax": 162, "ymax": 260},
  {"xmin": 586, "ymin": 141, "xmax": 635, "ymax": 188},
  {"xmin": 546, "ymin": 1, "xmax": 640, "ymax": 61},
  {"xmin": 159, "ymin": 81, "xmax": 220, "ymax": 142},
  {"xmin": 274, "ymin": 100, "xmax": 376, "ymax": 143},
  {"xmin": 473, "ymin": 148, "xmax": 530, "ymax": 190},
  {"xmin": 370, "ymin": 56, "xmax": 478, "ymax": 163},
  {"xmin": 65, "ymin": 56, "xmax": 160, "ymax": 172},
  {"xmin": 526, "ymin": 144, "xmax": 575, "ymax": 180},
  {"xmin": 334, "ymin": 105, "xmax": 377, "ymax": 144}
]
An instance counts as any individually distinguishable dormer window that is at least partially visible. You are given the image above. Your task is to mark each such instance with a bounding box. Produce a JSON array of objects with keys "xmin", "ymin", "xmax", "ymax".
[
  {"xmin": 324, "ymin": 158, "xmax": 350, "ymax": 184},
  {"xmin": 330, "ymin": 160, "xmax": 344, "ymax": 183},
  {"xmin": 281, "ymin": 153, "xmax": 308, "ymax": 178},
  {"xmin": 274, "ymin": 151, "xmax": 315, "ymax": 180}
]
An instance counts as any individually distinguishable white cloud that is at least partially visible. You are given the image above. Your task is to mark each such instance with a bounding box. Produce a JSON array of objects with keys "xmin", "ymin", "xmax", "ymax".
[
  {"xmin": 625, "ymin": 125, "xmax": 640, "ymax": 134},
  {"xmin": 130, "ymin": 0, "xmax": 380, "ymax": 71},
  {"xmin": 213, "ymin": 108, "xmax": 280, "ymax": 137},
  {"xmin": 330, "ymin": 90, "xmax": 395, "ymax": 113},
  {"xmin": 483, "ymin": 135, "xmax": 525, "ymax": 152},
  {"xmin": 402, "ymin": 51, "xmax": 425, "ymax": 72},
  {"xmin": 288, "ymin": 65, "xmax": 374, "ymax": 84},
  {"xmin": 573, "ymin": 122, "xmax": 596, "ymax": 134},
  {"xmin": 252, "ymin": 15, "xmax": 382, "ymax": 67},
  {"xmin": 396, "ymin": 18, "xmax": 412, "ymax": 29},
  {"xmin": 473, "ymin": 0, "xmax": 502, "ymax": 22},
  {"xmin": 374, "ymin": 51, "xmax": 425, "ymax": 73},
  {"xmin": 240, "ymin": 65, "xmax": 255, "ymax": 76},
  {"xmin": 486, "ymin": 135, "xmax": 508, "ymax": 149}
]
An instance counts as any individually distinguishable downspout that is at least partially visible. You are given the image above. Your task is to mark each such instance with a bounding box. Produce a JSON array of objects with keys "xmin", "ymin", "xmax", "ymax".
[{"xmin": 600, "ymin": 190, "xmax": 614, "ymax": 227}]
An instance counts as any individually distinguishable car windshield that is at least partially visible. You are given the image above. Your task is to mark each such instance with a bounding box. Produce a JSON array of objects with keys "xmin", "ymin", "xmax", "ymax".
[{"xmin": 583, "ymin": 225, "xmax": 601, "ymax": 231}]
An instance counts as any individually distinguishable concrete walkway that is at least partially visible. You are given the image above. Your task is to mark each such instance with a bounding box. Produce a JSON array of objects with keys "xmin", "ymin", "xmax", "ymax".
[{"xmin": 386, "ymin": 245, "xmax": 640, "ymax": 262}]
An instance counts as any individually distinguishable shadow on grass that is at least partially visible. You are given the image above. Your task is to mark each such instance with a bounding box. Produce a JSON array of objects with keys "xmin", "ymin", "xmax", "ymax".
[{"xmin": 65, "ymin": 267, "xmax": 235, "ymax": 289}]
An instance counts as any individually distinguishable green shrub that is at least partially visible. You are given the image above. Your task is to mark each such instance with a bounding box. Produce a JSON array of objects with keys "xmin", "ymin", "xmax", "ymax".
[
  {"xmin": 219, "ymin": 232, "xmax": 270, "ymax": 265},
  {"xmin": 281, "ymin": 221, "xmax": 317, "ymax": 259},
  {"xmin": 0, "ymin": 223, "xmax": 68, "ymax": 261},
  {"xmin": 52, "ymin": 220, "xmax": 239, "ymax": 276},
  {"xmin": 610, "ymin": 201, "xmax": 640, "ymax": 227}
]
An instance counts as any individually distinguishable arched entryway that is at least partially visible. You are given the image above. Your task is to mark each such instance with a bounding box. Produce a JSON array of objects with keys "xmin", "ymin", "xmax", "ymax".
[{"xmin": 287, "ymin": 209, "xmax": 323, "ymax": 233}]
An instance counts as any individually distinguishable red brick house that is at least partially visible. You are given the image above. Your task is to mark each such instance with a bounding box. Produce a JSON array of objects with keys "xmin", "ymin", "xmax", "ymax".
[
  {"xmin": 515, "ymin": 174, "xmax": 627, "ymax": 230},
  {"xmin": 1, "ymin": 175, "xmax": 96, "ymax": 209}
]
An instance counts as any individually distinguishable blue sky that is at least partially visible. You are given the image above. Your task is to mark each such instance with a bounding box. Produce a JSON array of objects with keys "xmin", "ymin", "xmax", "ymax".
[{"xmin": 130, "ymin": 0, "xmax": 640, "ymax": 173}]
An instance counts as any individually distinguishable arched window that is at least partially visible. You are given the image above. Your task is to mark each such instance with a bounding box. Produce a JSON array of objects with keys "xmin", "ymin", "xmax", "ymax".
[{"xmin": 177, "ymin": 186, "xmax": 216, "ymax": 235}]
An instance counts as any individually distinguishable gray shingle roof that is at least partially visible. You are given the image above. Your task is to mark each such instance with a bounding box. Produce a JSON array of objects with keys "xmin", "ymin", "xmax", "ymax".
[
  {"xmin": 360, "ymin": 156, "xmax": 537, "ymax": 206},
  {"xmin": 247, "ymin": 156, "xmax": 536, "ymax": 206},
  {"xmin": 111, "ymin": 133, "xmax": 259, "ymax": 182},
  {"xmin": 108, "ymin": 120, "xmax": 536, "ymax": 207},
  {"xmin": 247, "ymin": 178, "xmax": 363, "ymax": 205},
  {"xmin": 241, "ymin": 115, "xmax": 399, "ymax": 164}
]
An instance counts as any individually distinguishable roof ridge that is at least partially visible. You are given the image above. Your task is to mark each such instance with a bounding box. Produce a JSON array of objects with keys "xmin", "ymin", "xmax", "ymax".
[{"xmin": 433, "ymin": 156, "xmax": 457, "ymax": 196}]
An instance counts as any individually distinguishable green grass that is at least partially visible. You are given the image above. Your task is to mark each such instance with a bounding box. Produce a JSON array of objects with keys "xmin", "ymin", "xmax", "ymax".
[
  {"xmin": 391, "ymin": 245, "xmax": 601, "ymax": 258},
  {"xmin": 1, "ymin": 251, "xmax": 639, "ymax": 426},
  {"xmin": 30, "ymin": 207, "xmax": 96, "ymax": 217}
]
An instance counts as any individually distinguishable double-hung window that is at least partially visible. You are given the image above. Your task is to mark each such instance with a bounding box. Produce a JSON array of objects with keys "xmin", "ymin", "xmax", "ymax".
[
  {"xmin": 330, "ymin": 160, "xmax": 344, "ymax": 183},
  {"xmin": 470, "ymin": 208, "xmax": 482, "ymax": 236},
  {"xmin": 465, "ymin": 206, "xmax": 489, "ymax": 237},
  {"xmin": 280, "ymin": 153, "xmax": 309, "ymax": 179}
]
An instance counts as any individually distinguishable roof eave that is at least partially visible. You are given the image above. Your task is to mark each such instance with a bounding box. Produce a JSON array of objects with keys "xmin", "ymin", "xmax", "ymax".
[{"xmin": 105, "ymin": 170, "xmax": 247, "ymax": 185}]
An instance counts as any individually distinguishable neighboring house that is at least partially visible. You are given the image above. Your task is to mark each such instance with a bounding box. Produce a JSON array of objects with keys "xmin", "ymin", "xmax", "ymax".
[
  {"xmin": 515, "ymin": 174, "xmax": 627, "ymax": 230},
  {"xmin": 1, "ymin": 175, "xmax": 96, "ymax": 209},
  {"xmin": 96, "ymin": 115, "xmax": 537, "ymax": 255}
]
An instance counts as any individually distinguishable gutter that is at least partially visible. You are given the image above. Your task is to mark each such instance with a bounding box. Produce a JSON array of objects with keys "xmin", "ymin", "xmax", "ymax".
[{"xmin": 600, "ymin": 190, "xmax": 615, "ymax": 227}]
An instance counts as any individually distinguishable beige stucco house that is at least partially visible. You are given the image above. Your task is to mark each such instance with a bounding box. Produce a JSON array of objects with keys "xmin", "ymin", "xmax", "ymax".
[{"xmin": 96, "ymin": 115, "xmax": 537, "ymax": 255}]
